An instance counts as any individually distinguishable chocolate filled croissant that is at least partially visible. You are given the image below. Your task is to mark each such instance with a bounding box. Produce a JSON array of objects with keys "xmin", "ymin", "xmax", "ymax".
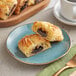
[
  {"xmin": 0, "ymin": 0, "xmax": 17, "ymax": 19},
  {"xmin": 18, "ymin": 34, "xmax": 51, "ymax": 57},
  {"xmin": 32, "ymin": 21, "xmax": 64, "ymax": 42},
  {"xmin": 15, "ymin": 0, "xmax": 28, "ymax": 14},
  {"xmin": 15, "ymin": 0, "xmax": 43, "ymax": 15}
]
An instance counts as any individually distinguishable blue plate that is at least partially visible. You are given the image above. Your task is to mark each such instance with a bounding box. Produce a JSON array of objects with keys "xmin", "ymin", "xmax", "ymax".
[{"xmin": 6, "ymin": 23, "xmax": 71, "ymax": 65}]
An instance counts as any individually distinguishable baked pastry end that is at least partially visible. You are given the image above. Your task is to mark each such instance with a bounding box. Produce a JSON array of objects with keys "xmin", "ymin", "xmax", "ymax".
[
  {"xmin": 0, "ymin": 0, "xmax": 17, "ymax": 19},
  {"xmin": 18, "ymin": 34, "xmax": 51, "ymax": 57},
  {"xmin": 32, "ymin": 21, "xmax": 64, "ymax": 42}
]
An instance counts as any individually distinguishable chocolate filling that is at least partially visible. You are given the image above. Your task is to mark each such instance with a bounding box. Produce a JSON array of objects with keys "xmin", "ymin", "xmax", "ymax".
[
  {"xmin": 21, "ymin": 0, "xmax": 43, "ymax": 11},
  {"xmin": 6, "ymin": 13, "xmax": 9, "ymax": 16},
  {"xmin": 21, "ymin": 1, "xmax": 28, "ymax": 11},
  {"xmin": 37, "ymin": 28, "xmax": 47, "ymax": 37},
  {"xmin": 35, "ymin": 0, "xmax": 43, "ymax": 4},
  {"xmin": 6, "ymin": 5, "xmax": 16, "ymax": 16},
  {"xmin": 32, "ymin": 46, "xmax": 43, "ymax": 53}
]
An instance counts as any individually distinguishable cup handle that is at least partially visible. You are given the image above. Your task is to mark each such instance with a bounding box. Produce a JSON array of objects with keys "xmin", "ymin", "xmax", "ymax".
[{"xmin": 73, "ymin": 6, "xmax": 76, "ymax": 19}]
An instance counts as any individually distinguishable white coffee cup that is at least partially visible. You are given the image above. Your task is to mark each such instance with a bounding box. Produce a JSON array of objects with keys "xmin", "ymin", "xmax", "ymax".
[{"xmin": 60, "ymin": 0, "xmax": 76, "ymax": 21}]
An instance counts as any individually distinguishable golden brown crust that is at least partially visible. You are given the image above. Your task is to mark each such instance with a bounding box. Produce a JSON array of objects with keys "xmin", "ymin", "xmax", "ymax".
[
  {"xmin": 0, "ymin": 0, "xmax": 17, "ymax": 19},
  {"xmin": 32, "ymin": 21, "xmax": 64, "ymax": 42},
  {"xmin": 15, "ymin": 0, "xmax": 44, "ymax": 14},
  {"xmin": 15, "ymin": 0, "xmax": 35, "ymax": 14},
  {"xmin": 18, "ymin": 34, "xmax": 51, "ymax": 57},
  {"xmin": 15, "ymin": 0, "xmax": 28, "ymax": 14},
  {"xmin": 28, "ymin": 0, "xmax": 35, "ymax": 6}
]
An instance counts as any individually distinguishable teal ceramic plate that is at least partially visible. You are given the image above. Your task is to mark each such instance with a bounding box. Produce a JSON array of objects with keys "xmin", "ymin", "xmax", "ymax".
[{"xmin": 6, "ymin": 23, "xmax": 71, "ymax": 65}]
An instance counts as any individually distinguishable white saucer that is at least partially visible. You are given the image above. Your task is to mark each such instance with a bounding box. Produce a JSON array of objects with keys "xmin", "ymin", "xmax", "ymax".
[{"xmin": 53, "ymin": 1, "xmax": 76, "ymax": 26}]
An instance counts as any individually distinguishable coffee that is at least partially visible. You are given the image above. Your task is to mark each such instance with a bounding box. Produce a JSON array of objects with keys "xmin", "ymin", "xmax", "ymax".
[{"xmin": 68, "ymin": 0, "xmax": 76, "ymax": 2}]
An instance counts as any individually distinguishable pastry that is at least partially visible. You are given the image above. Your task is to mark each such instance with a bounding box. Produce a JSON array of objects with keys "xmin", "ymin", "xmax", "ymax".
[
  {"xmin": 28, "ymin": 0, "xmax": 35, "ymax": 6},
  {"xmin": 18, "ymin": 34, "xmax": 51, "ymax": 57},
  {"xmin": 28, "ymin": 0, "xmax": 43, "ymax": 6},
  {"xmin": 32, "ymin": 21, "xmax": 64, "ymax": 42},
  {"xmin": 0, "ymin": 0, "xmax": 17, "ymax": 19},
  {"xmin": 15, "ymin": 0, "xmax": 28, "ymax": 14},
  {"xmin": 15, "ymin": 0, "xmax": 43, "ymax": 14},
  {"xmin": 0, "ymin": 0, "xmax": 44, "ymax": 19}
]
